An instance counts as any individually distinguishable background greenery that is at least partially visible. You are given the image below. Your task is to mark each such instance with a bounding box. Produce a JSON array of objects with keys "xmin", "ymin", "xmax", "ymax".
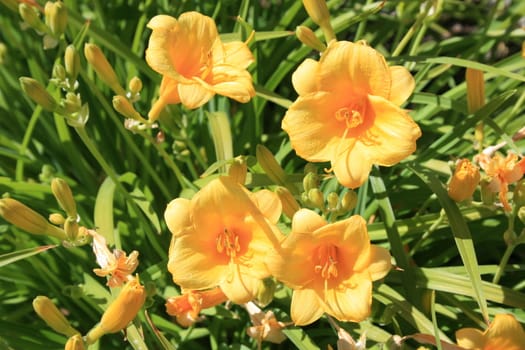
[{"xmin": 0, "ymin": 0, "xmax": 524, "ymax": 349}]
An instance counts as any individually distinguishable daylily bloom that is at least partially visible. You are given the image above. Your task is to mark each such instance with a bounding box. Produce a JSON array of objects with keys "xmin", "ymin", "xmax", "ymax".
[
  {"xmin": 165, "ymin": 176, "xmax": 284, "ymax": 304},
  {"xmin": 448, "ymin": 159, "xmax": 480, "ymax": 202},
  {"xmin": 282, "ymin": 40, "xmax": 421, "ymax": 188},
  {"xmin": 165, "ymin": 287, "xmax": 228, "ymax": 327},
  {"xmin": 88, "ymin": 229, "xmax": 139, "ymax": 287},
  {"xmin": 145, "ymin": 11, "xmax": 255, "ymax": 119},
  {"xmin": 456, "ymin": 313, "xmax": 525, "ymax": 350},
  {"xmin": 266, "ymin": 209, "xmax": 391, "ymax": 325},
  {"xmin": 476, "ymin": 152, "xmax": 525, "ymax": 211}
]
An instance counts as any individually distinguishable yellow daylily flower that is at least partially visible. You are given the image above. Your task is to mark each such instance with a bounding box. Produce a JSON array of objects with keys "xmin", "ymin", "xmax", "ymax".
[
  {"xmin": 456, "ymin": 314, "xmax": 525, "ymax": 350},
  {"xmin": 476, "ymin": 152, "xmax": 525, "ymax": 211},
  {"xmin": 266, "ymin": 209, "xmax": 391, "ymax": 326},
  {"xmin": 165, "ymin": 176, "xmax": 284, "ymax": 304},
  {"xmin": 145, "ymin": 11, "xmax": 255, "ymax": 119},
  {"xmin": 282, "ymin": 40, "xmax": 421, "ymax": 188}
]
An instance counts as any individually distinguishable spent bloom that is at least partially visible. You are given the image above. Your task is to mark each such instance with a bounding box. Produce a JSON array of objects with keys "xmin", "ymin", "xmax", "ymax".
[
  {"xmin": 266, "ymin": 209, "xmax": 391, "ymax": 325},
  {"xmin": 145, "ymin": 11, "xmax": 255, "ymax": 119},
  {"xmin": 245, "ymin": 301, "xmax": 287, "ymax": 346},
  {"xmin": 165, "ymin": 287, "xmax": 228, "ymax": 327},
  {"xmin": 165, "ymin": 176, "xmax": 284, "ymax": 304},
  {"xmin": 448, "ymin": 159, "xmax": 480, "ymax": 202},
  {"xmin": 476, "ymin": 152, "xmax": 525, "ymax": 211},
  {"xmin": 455, "ymin": 314, "xmax": 525, "ymax": 350},
  {"xmin": 88, "ymin": 229, "xmax": 139, "ymax": 287},
  {"xmin": 282, "ymin": 40, "xmax": 421, "ymax": 188}
]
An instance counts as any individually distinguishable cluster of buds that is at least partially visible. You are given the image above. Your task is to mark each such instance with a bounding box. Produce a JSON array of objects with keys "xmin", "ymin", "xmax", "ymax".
[{"xmin": 18, "ymin": 1, "xmax": 67, "ymax": 49}]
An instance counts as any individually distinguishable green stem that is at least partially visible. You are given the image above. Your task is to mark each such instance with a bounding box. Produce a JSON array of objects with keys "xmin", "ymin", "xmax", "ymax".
[
  {"xmin": 492, "ymin": 243, "xmax": 516, "ymax": 284},
  {"xmin": 410, "ymin": 209, "xmax": 446, "ymax": 256},
  {"xmin": 15, "ymin": 106, "xmax": 42, "ymax": 181},
  {"xmin": 391, "ymin": 2, "xmax": 432, "ymax": 57}
]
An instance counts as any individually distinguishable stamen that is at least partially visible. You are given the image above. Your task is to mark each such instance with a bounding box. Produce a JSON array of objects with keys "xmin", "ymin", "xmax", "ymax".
[
  {"xmin": 216, "ymin": 228, "xmax": 241, "ymax": 259},
  {"xmin": 314, "ymin": 245, "xmax": 339, "ymax": 281}
]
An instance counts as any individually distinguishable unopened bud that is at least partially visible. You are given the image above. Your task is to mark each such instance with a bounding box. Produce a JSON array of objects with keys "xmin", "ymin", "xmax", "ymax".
[
  {"xmin": 480, "ymin": 177, "xmax": 497, "ymax": 206},
  {"xmin": 64, "ymin": 217, "xmax": 79, "ymax": 241},
  {"xmin": 65, "ymin": 334, "xmax": 85, "ymax": 350},
  {"xmin": 308, "ymin": 188, "xmax": 324, "ymax": 210},
  {"xmin": 513, "ymin": 179, "xmax": 525, "ymax": 208},
  {"xmin": 303, "ymin": 172, "xmax": 319, "ymax": 192},
  {"xmin": 228, "ymin": 156, "xmax": 248, "ymax": 184},
  {"xmin": 19, "ymin": 3, "xmax": 47, "ymax": 33},
  {"xmin": 326, "ymin": 192, "xmax": 339, "ymax": 211},
  {"xmin": 62, "ymin": 92, "xmax": 82, "ymax": 114},
  {"xmin": 341, "ymin": 190, "xmax": 357, "ymax": 212},
  {"xmin": 52, "ymin": 63, "xmax": 66, "ymax": 82},
  {"xmin": 128, "ymin": 76, "xmax": 142, "ymax": 95},
  {"xmin": 112, "ymin": 95, "xmax": 143, "ymax": 121},
  {"xmin": 84, "ymin": 43, "xmax": 126, "ymax": 95},
  {"xmin": 255, "ymin": 278, "xmax": 276, "ymax": 308},
  {"xmin": 64, "ymin": 45, "xmax": 80, "ymax": 83},
  {"xmin": 296, "ymin": 26, "xmax": 326, "ymax": 51},
  {"xmin": 276, "ymin": 186, "xmax": 300, "ymax": 219},
  {"xmin": 20, "ymin": 77, "xmax": 58, "ymax": 112},
  {"xmin": 447, "ymin": 159, "xmax": 480, "ymax": 202},
  {"xmin": 0, "ymin": 198, "xmax": 67, "ymax": 240},
  {"xmin": 49, "ymin": 213, "xmax": 66, "ymax": 225},
  {"xmin": 466, "ymin": 68, "xmax": 485, "ymax": 114},
  {"xmin": 518, "ymin": 206, "xmax": 525, "ymax": 225},
  {"xmin": 51, "ymin": 178, "xmax": 77, "ymax": 218},
  {"xmin": 44, "ymin": 1, "xmax": 68, "ymax": 38},
  {"xmin": 302, "ymin": 0, "xmax": 335, "ymax": 41},
  {"xmin": 33, "ymin": 296, "xmax": 79, "ymax": 337},
  {"xmin": 85, "ymin": 277, "xmax": 146, "ymax": 344}
]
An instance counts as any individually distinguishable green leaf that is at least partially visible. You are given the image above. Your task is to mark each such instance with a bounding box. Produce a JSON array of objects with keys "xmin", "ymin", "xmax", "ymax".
[
  {"xmin": 94, "ymin": 176, "xmax": 116, "ymax": 246},
  {"xmin": 0, "ymin": 245, "xmax": 57, "ymax": 268}
]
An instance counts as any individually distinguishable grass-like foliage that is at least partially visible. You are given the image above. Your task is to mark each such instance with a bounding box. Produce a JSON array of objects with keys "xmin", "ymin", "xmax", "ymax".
[{"xmin": 1, "ymin": 0, "xmax": 525, "ymax": 349}]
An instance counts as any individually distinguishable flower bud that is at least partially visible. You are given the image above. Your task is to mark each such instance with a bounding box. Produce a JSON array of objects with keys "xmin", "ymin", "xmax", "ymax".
[
  {"xmin": 112, "ymin": 95, "xmax": 143, "ymax": 121},
  {"xmin": 255, "ymin": 278, "xmax": 276, "ymax": 308},
  {"xmin": 128, "ymin": 76, "xmax": 142, "ymax": 96},
  {"xmin": 0, "ymin": 198, "xmax": 67, "ymax": 240},
  {"xmin": 303, "ymin": 172, "xmax": 319, "ymax": 192},
  {"xmin": 513, "ymin": 179, "xmax": 525, "ymax": 208},
  {"xmin": 52, "ymin": 63, "xmax": 67, "ymax": 82},
  {"xmin": 49, "ymin": 213, "xmax": 66, "ymax": 225},
  {"xmin": 326, "ymin": 192, "xmax": 339, "ymax": 212},
  {"xmin": 51, "ymin": 178, "xmax": 77, "ymax": 218},
  {"xmin": 44, "ymin": 1, "xmax": 68, "ymax": 38},
  {"xmin": 33, "ymin": 296, "xmax": 79, "ymax": 337},
  {"xmin": 62, "ymin": 92, "xmax": 82, "ymax": 114},
  {"xmin": 84, "ymin": 43, "xmax": 126, "ymax": 95},
  {"xmin": 64, "ymin": 45, "xmax": 80, "ymax": 83},
  {"xmin": 19, "ymin": 3, "xmax": 47, "ymax": 33},
  {"xmin": 86, "ymin": 277, "xmax": 146, "ymax": 344},
  {"xmin": 64, "ymin": 216, "xmax": 79, "ymax": 241},
  {"xmin": 341, "ymin": 190, "xmax": 357, "ymax": 212},
  {"xmin": 466, "ymin": 68, "xmax": 485, "ymax": 114},
  {"xmin": 296, "ymin": 26, "xmax": 326, "ymax": 51},
  {"xmin": 276, "ymin": 186, "xmax": 300, "ymax": 219},
  {"xmin": 308, "ymin": 188, "xmax": 325, "ymax": 210},
  {"xmin": 480, "ymin": 177, "xmax": 497, "ymax": 206},
  {"xmin": 228, "ymin": 156, "xmax": 248, "ymax": 185},
  {"xmin": 19, "ymin": 77, "xmax": 58, "ymax": 112},
  {"xmin": 447, "ymin": 159, "xmax": 480, "ymax": 202},
  {"xmin": 65, "ymin": 334, "xmax": 85, "ymax": 350},
  {"xmin": 302, "ymin": 0, "xmax": 335, "ymax": 41}
]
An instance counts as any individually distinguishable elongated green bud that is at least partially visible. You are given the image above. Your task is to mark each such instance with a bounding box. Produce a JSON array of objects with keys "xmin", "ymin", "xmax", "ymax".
[
  {"xmin": 128, "ymin": 76, "xmax": 142, "ymax": 95},
  {"xmin": 228, "ymin": 156, "xmax": 248, "ymax": 185},
  {"xmin": 64, "ymin": 45, "xmax": 80, "ymax": 83},
  {"xmin": 51, "ymin": 178, "xmax": 77, "ymax": 218},
  {"xmin": 296, "ymin": 26, "xmax": 326, "ymax": 51},
  {"xmin": 302, "ymin": 0, "xmax": 335, "ymax": 41},
  {"xmin": 112, "ymin": 95, "xmax": 143, "ymax": 121},
  {"xmin": 341, "ymin": 190, "xmax": 357, "ymax": 212},
  {"xmin": 33, "ymin": 296, "xmax": 80, "ymax": 337},
  {"xmin": 20, "ymin": 77, "xmax": 58, "ymax": 111},
  {"xmin": 326, "ymin": 192, "xmax": 339, "ymax": 212},
  {"xmin": 276, "ymin": 186, "xmax": 300, "ymax": 219},
  {"xmin": 0, "ymin": 198, "xmax": 67, "ymax": 240},
  {"xmin": 308, "ymin": 188, "xmax": 324, "ymax": 210},
  {"xmin": 44, "ymin": 1, "xmax": 68, "ymax": 37},
  {"xmin": 19, "ymin": 3, "xmax": 48, "ymax": 33},
  {"xmin": 84, "ymin": 43, "xmax": 126, "ymax": 95},
  {"xmin": 65, "ymin": 334, "xmax": 85, "ymax": 350}
]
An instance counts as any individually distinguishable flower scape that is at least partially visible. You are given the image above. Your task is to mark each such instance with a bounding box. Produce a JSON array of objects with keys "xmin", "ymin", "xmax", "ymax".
[{"xmin": 1, "ymin": 1, "xmax": 525, "ymax": 350}]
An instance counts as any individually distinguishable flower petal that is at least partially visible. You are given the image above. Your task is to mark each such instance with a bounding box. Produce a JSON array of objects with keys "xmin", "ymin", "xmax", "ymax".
[
  {"xmin": 210, "ymin": 65, "xmax": 255, "ymax": 103},
  {"xmin": 292, "ymin": 208, "xmax": 327, "ymax": 233},
  {"xmin": 331, "ymin": 140, "xmax": 374, "ymax": 189},
  {"xmin": 178, "ymin": 82, "xmax": 215, "ymax": 109},
  {"xmin": 366, "ymin": 245, "xmax": 392, "ymax": 281},
  {"xmin": 220, "ymin": 264, "xmax": 260, "ymax": 303},
  {"xmin": 323, "ymin": 272, "xmax": 372, "ymax": 323},
  {"xmin": 164, "ymin": 198, "xmax": 191, "ymax": 236},
  {"xmin": 455, "ymin": 328, "xmax": 485, "ymax": 349},
  {"xmin": 282, "ymin": 92, "xmax": 344, "ymax": 161},
  {"xmin": 389, "ymin": 66, "xmax": 415, "ymax": 106},
  {"xmin": 365, "ymin": 94, "xmax": 421, "ymax": 166},
  {"xmin": 291, "ymin": 289, "xmax": 324, "ymax": 326},
  {"xmin": 292, "ymin": 58, "xmax": 320, "ymax": 95},
  {"xmin": 253, "ymin": 189, "xmax": 282, "ymax": 224},
  {"xmin": 220, "ymin": 41, "xmax": 254, "ymax": 68},
  {"xmin": 485, "ymin": 314, "xmax": 525, "ymax": 348}
]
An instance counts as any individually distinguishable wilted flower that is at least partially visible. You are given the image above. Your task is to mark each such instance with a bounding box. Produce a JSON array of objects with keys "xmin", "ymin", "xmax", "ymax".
[
  {"xmin": 282, "ymin": 40, "xmax": 421, "ymax": 189},
  {"xmin": 88, "ymin": 229, "xmax": 139, "ymax": 287},
  {"xmin": 165, "ymin": 176, "xmax": 284, "ymax": 304},
  {"xmin": 266, "ymin": 209, "xmax": 391, "ymax": 325},
  {"xmin": 145, "ymin": 11, "xmax": 255, "ymax": 119},
  {"xmin": 456, "ymin": 314, "xmax": 525, "ymax": 350},
  {"xmin": 245, "ymin": 301, "xmax": 287, "ymax": 347},
  {"xmin": 165, "ymin": 287, "xmax": 228, "ymax": 327},
  {"xmin": 448, "ymin": 159, "xmax": 480, "ymax": 202},
  {"xmin": 476, "ymin": 152, "xmax": 525, "ymax": 211}
]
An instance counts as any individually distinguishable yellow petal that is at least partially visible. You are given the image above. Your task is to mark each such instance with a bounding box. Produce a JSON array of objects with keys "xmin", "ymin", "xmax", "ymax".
[
  {"xmin": 456, "ymin": 328, "xmax": 485, "ymax": 349},
  {"xmin": 366, "ymin": 245, "xmax": 392, "ymax": 281},
  {"xmin": 292, "ymin": 208, "xmax": 327, "ymax": 233},
  {"xmin": 485, "ymin": 314, "xmax": 525, "ymax": 349},
  {"xmin": 318, "ymin": 41, "xmax": 391, "ymax": 99},
  {"xmin": 164, "ymin": 198, "xmax": 191, "ymax": 236},
  {"xmin": 178, "ymin": 82, "xmax": 215, "ymax": 109},
  {"xmin": 282, "ymin": 92, "xmax": 343, "ymax": 161},
  {"xmin": 291, "ymin": 289, "xmax": 324, "ymax": 326},
  {"xmin": 389, "ymin": 66, "xmax": 415, "ymax": 106},
  {"xmin": 220, "ymin": 41, "xmax": 254, "ymax": 68},
  {"xmin": 322, "ymin": 272, "xmax": 372, "ymax": 323},
  {"xmin": 366, "ymin": 94, "xmax": 421, "ymax": 166},
  {"xmin": 220, "ymin": 264, "xmax": 261, "ymax": 303},
  {"xmin": 253, "ymin": 189, "xmax": 282, "ymax": 224},
  {"xmin": 210, "ymin": 65, "xmax": 255, "ymax": 103},
  {"xmin": 292, "ymin": 58, "xmax": 320, "ymax": 95},
  {"xmin": 331, "ymin": 141, "xmax": 374, "ymax": 189}
]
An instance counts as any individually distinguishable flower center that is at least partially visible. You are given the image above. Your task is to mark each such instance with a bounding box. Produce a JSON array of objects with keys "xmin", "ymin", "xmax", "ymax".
[
  {"xmin": 216, "ymin": 228, "xmax": 241, "ymax": 259},
  {"xmin": 335, "ymin": 99, "xmax": 367, "ymax": 129},
  {"xmin": 314, "ymin": 244, "xmax": 339, "ymax": 280}
]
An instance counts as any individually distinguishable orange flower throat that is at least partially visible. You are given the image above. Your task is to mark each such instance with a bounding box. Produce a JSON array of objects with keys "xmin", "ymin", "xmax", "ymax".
[
  {"xmin": 315, "ymin": 244, "xmax": 339, "ymax": 280},
  {"xmin": 335, "ymin": 99, "xmax": 367, "ymax": 129},
  {"xmin": 216, "ymin": 228, "xmax": 241, "ymax": 259}
]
